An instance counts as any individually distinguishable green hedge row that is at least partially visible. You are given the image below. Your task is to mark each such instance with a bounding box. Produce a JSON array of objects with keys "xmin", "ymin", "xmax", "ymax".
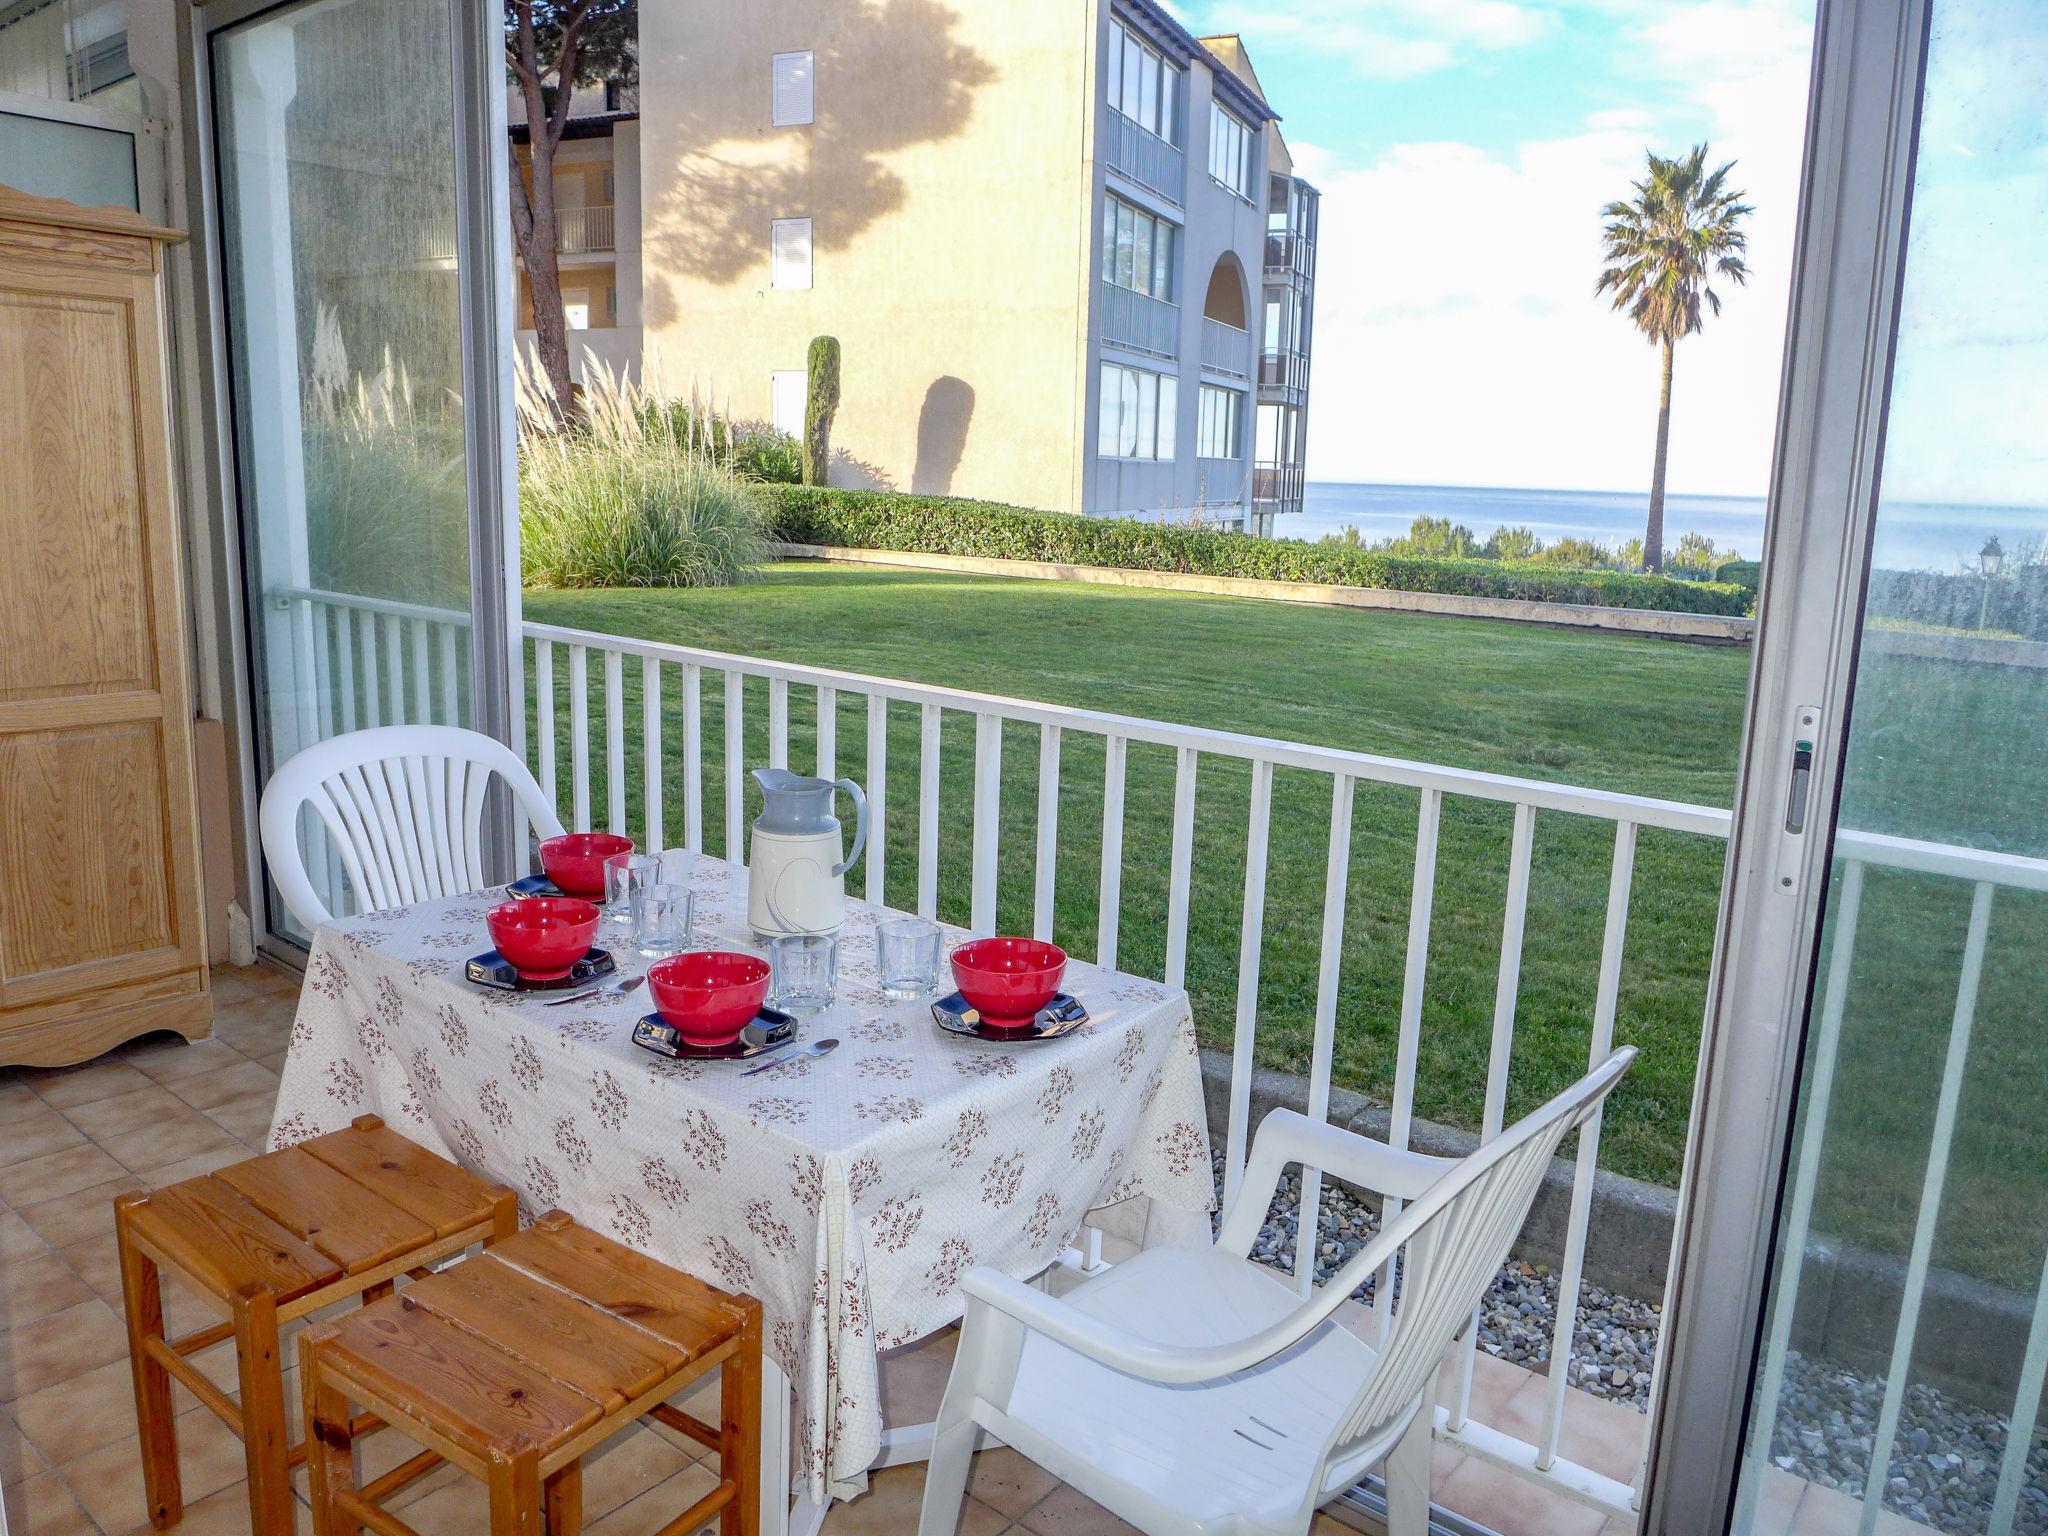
[{"xmin": 761, "ymin": 485, "xmax": 1754, "ymax": 617}]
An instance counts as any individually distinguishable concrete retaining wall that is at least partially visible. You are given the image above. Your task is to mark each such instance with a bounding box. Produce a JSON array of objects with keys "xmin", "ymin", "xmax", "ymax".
[{"xmin": 776, "ymin": 544, "xmax": 1757, "ymax": 644}]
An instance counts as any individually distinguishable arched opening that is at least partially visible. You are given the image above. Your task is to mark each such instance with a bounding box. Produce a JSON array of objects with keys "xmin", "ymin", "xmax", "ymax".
[{"xmin": 1202, "ymin": 252, "xmax": 1249, "ymax": 329}]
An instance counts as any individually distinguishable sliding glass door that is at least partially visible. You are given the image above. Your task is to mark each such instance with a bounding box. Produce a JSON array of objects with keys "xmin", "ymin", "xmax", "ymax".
[{"xmin": 202, "ymin": 0, "xmax": 508, "ymax": 947}]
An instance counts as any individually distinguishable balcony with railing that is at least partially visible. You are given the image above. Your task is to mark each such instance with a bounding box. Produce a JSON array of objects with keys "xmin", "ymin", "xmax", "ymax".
[
  {"xmin": 1104, "ymin": 112, "xmax": 1184, "ymax": 205},
  {"xmin": 1265, "ymin": 229, "xmax": 1314, "ymax": 280},
  {"xmin": 556, "ymin": 203, "xmax": 615, "ymax": 254},
  {"xmin": 1260, "ymin": 347, "xmax": 1311, "ymax": 392},
  {"xmin": 1099, "ymin": 282, "xmax": 1178, "ymax": 360},
  {"xmin": 1200, "ymin": 316, "xmax": 1251, "ymax": 379}
]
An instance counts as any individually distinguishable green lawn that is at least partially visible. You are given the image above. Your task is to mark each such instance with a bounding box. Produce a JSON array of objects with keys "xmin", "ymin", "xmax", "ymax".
[{"xmin": 521, "ymin": 563, "xmax": 2048, "ymax": 1291}]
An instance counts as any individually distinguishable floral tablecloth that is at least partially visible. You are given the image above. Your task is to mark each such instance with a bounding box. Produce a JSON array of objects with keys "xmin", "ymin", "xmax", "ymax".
[{"xmin": 270, "ymin": 855, "xmax": 1214, "ymax": 1501}]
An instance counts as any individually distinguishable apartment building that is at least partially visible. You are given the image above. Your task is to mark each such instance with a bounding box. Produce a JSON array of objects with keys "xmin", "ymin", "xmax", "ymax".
[{"xmin": 637, "ymin": 0, "xmax": 1318, "ymax": 533}]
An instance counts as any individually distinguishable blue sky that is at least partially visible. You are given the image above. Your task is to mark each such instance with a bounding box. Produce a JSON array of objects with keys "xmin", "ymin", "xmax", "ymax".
[{"xmin": 1169, "ymin": 0, "xmax": 1819, "ymax": 497}]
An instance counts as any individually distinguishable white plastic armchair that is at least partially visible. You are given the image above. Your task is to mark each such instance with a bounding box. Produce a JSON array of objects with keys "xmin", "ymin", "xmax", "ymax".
[
  {"xmin": 916, "ymin": 1047, "xmax": 1636, "ymax": 1536},
  {"xmin": 259, "ymin": 725, "xmax": 566, "ymax": 932}
]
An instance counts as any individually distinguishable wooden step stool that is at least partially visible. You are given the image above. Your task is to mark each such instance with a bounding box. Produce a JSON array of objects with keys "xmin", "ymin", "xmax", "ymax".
[
  {"xmin": 113, "ymin": 1114, "xmax": 515, "ymax": 1531},
  {"xmin": 299, "ymin": 1210, "xmax": 762, "ymax": 1536}
]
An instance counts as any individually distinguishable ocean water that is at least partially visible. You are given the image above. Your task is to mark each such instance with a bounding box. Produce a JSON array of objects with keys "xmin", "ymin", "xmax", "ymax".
[{"xmin": 1285, "ymin": 482, "xmax": 2048, "ymax": 575}]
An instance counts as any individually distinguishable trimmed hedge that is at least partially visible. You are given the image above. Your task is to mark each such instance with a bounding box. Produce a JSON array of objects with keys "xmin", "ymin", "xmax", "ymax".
[{"xmin": 762, "ymin": 485, "xmax": 1754, "ymax": 617}]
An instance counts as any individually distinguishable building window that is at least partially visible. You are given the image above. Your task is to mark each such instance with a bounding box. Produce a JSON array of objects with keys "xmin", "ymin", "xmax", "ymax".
[
  {"xmin": 1106, "ymin": 19, "xmax": 1178, "ymax": 145},
  {"xmin": 1209, "ymin": 104, "xmax": 1255, "ymax": 199},
  {"xmin": 1099, "ymin": 363, "xmax": 1178, "ymax": 461},
  {"xmin": 1197, "ymin": 384, "xmax": 1243, "ymax": 458},
  {"xmin": 603, "ymin": 168, "xmax": 615, "ymax": 203},
  {"xmin": 1101, "ymin": 193, "xmax": 1177, "ymax": 301},
  {"xmin": 771, "ymin": 371, "xmax": 806, "ymax": 437},
  {"xmin": 605, "ymin": 284, "xmax": 617, "ymax": 321},
  {"xmin": 770, "ymin": 217, "xmax": 812, "ymax": 290},
  {"xmin": 772, "ymin": 50, "xmax": 814, "ymax": 126}
]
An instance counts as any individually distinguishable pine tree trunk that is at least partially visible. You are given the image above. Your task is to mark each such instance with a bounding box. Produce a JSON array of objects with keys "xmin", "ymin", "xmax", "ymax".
[
  {"xmin": 1645, "ymin": 336, "xmax": 1675, "ymax": 572},
  {"xmin": 517, "ymin": 133, "xmax": 575, "ymax": 418}
]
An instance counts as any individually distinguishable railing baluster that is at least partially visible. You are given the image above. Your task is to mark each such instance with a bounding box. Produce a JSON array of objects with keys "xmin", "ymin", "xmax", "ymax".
[
  {"xmin": 866, "ymin": 695, "xmax": 887, "ymax": 906},
  {"xmin": 769, "ymin": 677, "xmax": 789, "ymax": 769},
  {"xmin": 1297, "ymin": 772, "xmax": 1355, "ymax": 1297},
  {"xmin": 1033, "ymin": 725, "xmax": 1062, "ymax": 942},
  {"xmin": 1857, "ymin": 879, "xmax": 1996, "ymax": 1535},
  {"xmin": 336, "ymin": 608, "xmax": 358, "ymax": 734},
  {"xmin": 816, "ymin": 685, "xmax": 836, "ymax": 779},
  {"xmin": 569, "ymin": 644, "xmax": 590, "ymax": 833},
  {"xmin": 1164, "ymin": 747, "xmax": 1198, "ymax": 989},
  {"xmin": 1991, "ymin": 1246, "xmax": 2048, "ymax": 1536},
  {"xmin": 1538, "ymin": 820, "xmax": 1636, "ymax": 1469},
  {"xmin": 534, "ymin": 641, "xmax": 555, "ymax": 809},
  {"xmin": 410, "ymin": 617, "xmax": 431, "ymax": 723},
  {"xmin": 682, "ymin": 664, "xmax": 703, "ymax": 853},
  {"xmin": 917, "ymin": 704, "xmax": 941, "ymax": 919},
  {"xmin": 1097, "ymin": 736, "xmax": 1127, "ymax": 970},
  {"xmin": 604, "ymin": 649, "xmax": 626, "ymax": 836},
  {"xmin": 724, "ymin": 670, "xmax": 744, "ymax": 864},
  {"xmin": 1453, "ymin": 801, "xmax": 1537, "ymax": 1430},
  {"xmin": 382, "ymin": 614, "xmax": 403, "ymax": 723},
  {"xmin": 1223, "ymin": 757, "xmax": 1273, "ymax": 1209},
  {"xmin": 1376, "ymin": 787, "xmax": 1443, "ymax": 1345},
  {"xmin": 360, "ymin": 610, "xmax": 381, "ymax": 727},
  {"xmin": 310, "ymin": 603, "xmax": 336, "ymax": 745},
  {"xmin": 971, "ymin": 713, "xmax": 1002, "ymax": 935},
  {"xmin": 437, "ymin": 624, "xmax": 459, "ymax": 726},
  {"xmin": 642, "ymin": 656, "xmax": 663, "ymax": 851}
]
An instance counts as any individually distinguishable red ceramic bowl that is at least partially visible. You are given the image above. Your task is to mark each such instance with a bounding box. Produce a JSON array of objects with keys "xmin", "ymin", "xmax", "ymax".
[
  {"xmin": 538, "ymin": 832, "xmax": 635, "ymax": 898},
  {"xmin": 487, "ymin": 897, "xmax": 600, "ymax": 981},
  {"xmin": 648, "ymin": 951, "xmax": 772, "ymax": 1047},
  {"xmin": 951, "ymin": 937, "xmax": 1067, "ymax": 1028}
]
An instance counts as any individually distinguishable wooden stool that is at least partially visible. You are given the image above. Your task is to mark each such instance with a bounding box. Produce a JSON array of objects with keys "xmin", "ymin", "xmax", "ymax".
[
  {"xmin": 299, "ymin": 1210, "xmax": 762, "ymax": 1536},
  {"xmin": 113, "ymin": 1114, "xmax": 515, "ymax": 1531}
]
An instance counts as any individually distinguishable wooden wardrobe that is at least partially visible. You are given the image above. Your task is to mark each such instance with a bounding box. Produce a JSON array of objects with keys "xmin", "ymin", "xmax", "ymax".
[{"xmin": 0, "ymin": 185, "xmax": 211, "ymax": 1066}]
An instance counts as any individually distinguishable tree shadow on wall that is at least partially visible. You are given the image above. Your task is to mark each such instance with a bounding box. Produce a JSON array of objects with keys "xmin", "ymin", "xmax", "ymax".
[
  {"xmin": 642, "ymin": 0, "xmax": 997, "ymax": 328},
  {"xmin": 912, "ymin": 376, "xmax": 974, "ymax": 494}
]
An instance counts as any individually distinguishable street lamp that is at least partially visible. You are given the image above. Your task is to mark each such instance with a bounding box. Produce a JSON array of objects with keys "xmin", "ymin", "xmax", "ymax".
[{"xmin": 1978, "ymin": 535, "xmax": 2005, "ymax": 630}]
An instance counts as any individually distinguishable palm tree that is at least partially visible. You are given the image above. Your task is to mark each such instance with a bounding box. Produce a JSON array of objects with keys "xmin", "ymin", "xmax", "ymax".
[{"xmin": 1596, "ymin": 144, "xmax": 1752, "ymax": 571}]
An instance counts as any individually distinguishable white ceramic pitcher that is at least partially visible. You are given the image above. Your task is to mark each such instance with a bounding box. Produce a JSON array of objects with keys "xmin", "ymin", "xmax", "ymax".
[{"xmin": 747, "ymin": 768, "xmax": 868, "ymax": 939}]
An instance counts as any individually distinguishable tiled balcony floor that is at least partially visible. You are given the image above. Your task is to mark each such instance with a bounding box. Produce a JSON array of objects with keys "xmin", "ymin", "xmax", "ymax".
[{"xmin": 0, "ymin": 969, "xmax": 1873, "ymax": 1536}]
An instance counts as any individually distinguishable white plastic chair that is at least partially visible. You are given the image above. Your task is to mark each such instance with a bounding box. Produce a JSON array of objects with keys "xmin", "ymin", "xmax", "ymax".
[
  {"xmin": 259, "ymin": 725, "xmax": 566, "ymax": 932},
  {"xmin": 916, "ymin": 1047, "xmax": 1637, "ymax": 1536}
]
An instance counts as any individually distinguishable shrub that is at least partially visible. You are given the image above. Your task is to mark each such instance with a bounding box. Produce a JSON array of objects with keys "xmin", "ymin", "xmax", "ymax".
[
  {"xmin": 651, "ymin": 404, "xmax": 802, "ymax": 484},
  {"xmin": 518, "ymin": 359, "xmax": 769, "ymax": 589},
  {"xmin": 1485, "ymin": 524, "xmax": 1542, "ymax": 561},
  {"xmin": 761, "ymin": 485, "xmax": 1753, "ymax": 616},
  {"xmin": 804, "ymin": 336, "xmax": 842, "ymax": 487}
]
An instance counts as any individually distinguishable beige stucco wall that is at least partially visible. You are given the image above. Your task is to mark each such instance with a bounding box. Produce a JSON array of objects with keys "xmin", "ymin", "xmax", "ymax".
[{"xmin": 637, "ymin": 0, "xmax": 1097, "ymax": 509}]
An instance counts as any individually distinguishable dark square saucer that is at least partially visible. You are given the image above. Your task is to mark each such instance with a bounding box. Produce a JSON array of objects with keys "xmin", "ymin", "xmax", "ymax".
[
  {"xmin": 465, "ymin": 947, "xmax": 618, "ymax": 991},
  {"xmin": 630, "ymin": 1010, "xmax": 797, "ymax": 1060}
]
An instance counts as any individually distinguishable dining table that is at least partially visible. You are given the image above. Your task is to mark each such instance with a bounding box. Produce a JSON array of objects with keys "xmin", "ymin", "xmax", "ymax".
[{"xmin": 268, "ymin": 851, "xmax": 1217, "ymax": 1529}]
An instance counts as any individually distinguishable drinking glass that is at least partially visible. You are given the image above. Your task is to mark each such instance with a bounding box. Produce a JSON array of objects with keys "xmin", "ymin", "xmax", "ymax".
[
  {"xmin": 602, "ymin": 851, "xmax": 650, "ymax": 927},
  {"xmin": 633, "ymin": 883, "xmax": 693, "ymax": 958},
  {"xmin": 768, "ymin": 931, "xmax": 839, "ymax": 1015},
  {"xmin": 876, "ymin": 917, "xmax": 942, "ymax": 1000},
  {"xmin": 656, "ymin": 847, "xmax": 697, "ymax": 888}
]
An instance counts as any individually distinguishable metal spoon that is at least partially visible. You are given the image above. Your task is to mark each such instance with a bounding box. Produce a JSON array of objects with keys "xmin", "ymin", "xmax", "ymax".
[
  {"xmin": 739, "ymin": 1038, "xmax": 840, "ymax": 1075},
  {"xmin": 542, "ymin": 973, "xmax": 647, "ymax": 1008}
]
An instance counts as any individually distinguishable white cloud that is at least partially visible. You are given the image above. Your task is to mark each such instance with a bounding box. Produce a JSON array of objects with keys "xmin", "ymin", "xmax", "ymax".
[
  {"xmin": 1203, "ymin": 0, "xmax": 1551, "ymax": 80},
  {"xmin": 1300, "ymin": 0, "xmax": 1816, "ymax": 497}
]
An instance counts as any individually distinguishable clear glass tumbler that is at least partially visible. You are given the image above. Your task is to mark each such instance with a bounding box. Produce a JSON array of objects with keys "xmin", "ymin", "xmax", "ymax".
[
  {"xmin": 876, "ymin": 917, "xmax": 942, "ymax": 1000},
  {"xmin": 603, "ymin": 851, "xmax": 650, "ymax": 927},
  {"xmin": 769, "ymin": 931, "xmax": 840, "ymax": 1015},
  {"xmin": 634, "ymin": 883, "xmax": 693, "ymax": 958}
]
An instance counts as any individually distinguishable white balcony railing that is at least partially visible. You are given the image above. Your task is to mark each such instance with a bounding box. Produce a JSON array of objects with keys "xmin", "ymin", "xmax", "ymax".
[
  {"xmin": 556, "ymin": 204, "xmax": 615, "ymax": 254},
  {"xmin": 1200, "ymin": 317, "xmax": 1251, "ymax": 379},
  {"xmin": 1099, "ymin": 283, "xmax": 1178, "ymax": 360},
  {"xmin": 1105, "ymin": 112, "xmax": 1185, "ymax": 204},
  {"xmin": 268, "ymin": 583, "xmax": 2048, "ymax": 1536}
]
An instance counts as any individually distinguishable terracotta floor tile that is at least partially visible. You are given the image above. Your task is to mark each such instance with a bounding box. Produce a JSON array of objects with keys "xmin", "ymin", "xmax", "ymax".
[
  {"xmin": 143, "ymin": 1145, "xmax": 255, "ymax": 1188},
  {"xmin": 0, "ymin": 1251, "xmax": 92, "ymax": 1331},
  {"xmin": 879, "ymin": 1324, "xmax": 959, "ymax": 1429},
  {"xmin": 1434, "ymin": 1457, "xmax": 1612, "ymax": 1536},
  {"xmin": 580, "ymin": 1422, "xmax": 697, "ymax": 1520},
  {"xmin": 1016, "ymin": 1480, "xmax": 1144, "ymax": 1535},
  {"xmin": 204, "ymin": 1090, "xmax": 281, "ymax": 1148},
  {"xmin": 253, "ymin": 1049, "xmax": 292, "ymax": 1077},
  {"xmin": 0, "ymin": 1109, "xmax": 87, "ymax": 1171},
  {"xmin": 819, "ymin": 1462, "xmax": 930, "ymax": 1535},
  {"xmin": 969, "ymin": 1446, "xmax": 1064, "ymax": 1519},
  {"xmin": 0, "ymin": 1404, "xmax": 46, "ymax": 1483},
  {"xmin": 121, "ymin": 1035, "xmax": 247, "ymax": 1085},
  {"xmin": 63, "ymin": 1397, "xmax": 252, "ymax": 1533},
  {"xmin": 1746, "ymin": 1463, "xmax": 1811, "ymax": 1536},
  {"xmin": 0, "ymin": 1208, "xmax": 49, "ymax": 1265},
  {"xmin": 204, "ymin": 1007, "xmax": 295, "ymax": 1061},
  {"xmin": 101, "ymin": 1113, "xmax": 246, "ymax": 1179},
  {"xmin": 584, "ymin": 1462, "xmax": 721, "ymax": 1535},
  {"xmin": 169, "ymin": 1060, "xmax": 281, "ymax": 1113},
  {"xmin": 208, "ymin": 971, "xmax": 260, "ymax": 1005},
  {"xmin": 121, "ymin": 1477, "xmax": 314, "ymax": 1535},
  {"xmin": 0, "ymin": 1144, "xmax": 128, "ymax": 1209},
  {"xmin": 385, "ymin": 1466, "xmax": 494, "ymax": 1534},
  {"xmin": 57, "ymin": 1084, "xmax": 191, "ymax": 1143},
  {"xmin": 1, "ymin": 1469, "xmax": 98, "ymax": 1535},
  {"xmin": 0, "ymin": 1297, "xmax": 131, "ymax": 1404},
  {"xmin": 57, "ymin": 1233, "xmax": 121, "ymax": 1304},
  {"xmin": 14, "ymin": 1178, "xmax": 133, "ymax": 1250},
  {"xmin": 31, "ymin": 1060, "xmax": 155, "ymax": 1111},
  {"xmin": 10, "ymin": 1355, "xmax": 141, "ymax": 1468}
]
